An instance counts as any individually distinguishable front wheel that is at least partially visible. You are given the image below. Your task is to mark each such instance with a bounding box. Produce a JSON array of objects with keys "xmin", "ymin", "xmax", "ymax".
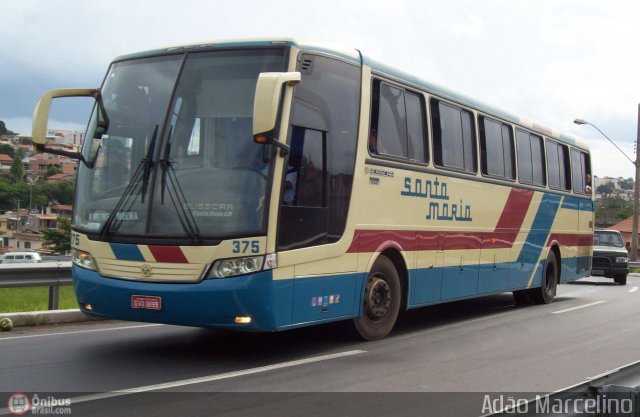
[
  {"xmin": 353, "ymin": 256, "xmax": 402, "ymax": 341},
  {"xmin": 530, "ymin": 251, "xmax": 558, "ymax": 304},
  {"xmin": 614, "ymin": 274, "xmax": 627, "ymax": 285}
]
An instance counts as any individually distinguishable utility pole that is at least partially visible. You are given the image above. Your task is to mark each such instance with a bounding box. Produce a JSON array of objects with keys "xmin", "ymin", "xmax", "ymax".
[{"xmin": 633, "ymin": 103, "xmax": 640, "ymax": 261}]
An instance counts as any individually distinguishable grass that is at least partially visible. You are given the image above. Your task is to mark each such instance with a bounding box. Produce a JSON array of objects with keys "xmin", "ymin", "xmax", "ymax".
[{"xmin": 0, "ymin": 286, "xmax": 78, "ymax": 313}]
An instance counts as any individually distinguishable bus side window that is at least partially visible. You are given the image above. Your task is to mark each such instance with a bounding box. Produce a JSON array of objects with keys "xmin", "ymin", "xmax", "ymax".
[
  {"xmin": 571, "ymin": 149, "xmax": 591, "ymax": 194},
  {"xmin": 370, "ymin": 80, "xmax": 427, "ymax": 163}
]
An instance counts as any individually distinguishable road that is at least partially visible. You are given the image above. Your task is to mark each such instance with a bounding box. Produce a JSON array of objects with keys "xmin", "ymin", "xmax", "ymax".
[{"xmin": 2, "ymin": 275, "xmax": 640, "ymax": 416}]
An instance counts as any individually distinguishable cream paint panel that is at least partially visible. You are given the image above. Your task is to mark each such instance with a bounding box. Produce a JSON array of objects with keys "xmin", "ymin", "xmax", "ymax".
[
  {"xmin": 80, "ymin": 234, "xmax": 268, "ymax": 264},
  {"xmin": 479, "ymin": 247, "xmax": 513, "ymax": 266},
  {"xmin": 553, "ymin": 208, "xmax": 578, "ymax": 233},
  {"xmin": 354, "ymin": 167, "xmax": 513, "ymax": 233},
  {"xmin": 442, "ymin": 249, "xmax": 482, "ymax": 268},
  {"xmin": 80, "ymin": 234, "xmax": 113, "ymax": 259},
  {"xmin": 293, "ymin": 253, "xmax": 360, "ymax": 278},
  {"xmin": 415, "ymin": 249, "xmax": 437, "ymax": 270},
  {"xmin": 272, "ymin": 265, "xmax": 295, "ymax": 280},
  {"xmin": 550, "ymin": 206, "xmax": 578, "ymax": 264}
]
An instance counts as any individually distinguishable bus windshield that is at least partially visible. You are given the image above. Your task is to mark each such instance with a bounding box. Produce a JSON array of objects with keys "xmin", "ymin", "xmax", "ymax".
[{"xmin": 73, "ymin": 49, "xmax": 287, "ymax": 241}]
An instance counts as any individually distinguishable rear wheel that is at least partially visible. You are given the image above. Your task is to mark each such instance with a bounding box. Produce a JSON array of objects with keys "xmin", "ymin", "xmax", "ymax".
[
  {"xmin": 530, "ymin": 251, "xmax": 558, "ymax": 304},
  {"xmin": 353, "ymin": 256, "xmax": 401, "ymax": 341}
]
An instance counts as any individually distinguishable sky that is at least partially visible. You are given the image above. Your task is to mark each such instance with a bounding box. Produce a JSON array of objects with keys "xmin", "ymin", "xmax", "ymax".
[{"xmin": 1, "ymin": 0, "xmax": 639, "ymax": 179}]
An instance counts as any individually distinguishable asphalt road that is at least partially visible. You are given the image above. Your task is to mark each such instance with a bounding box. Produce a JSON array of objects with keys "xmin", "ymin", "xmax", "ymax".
[{"xmin": 2, "ymin": 275, "xmax": 640, "ymax": 416}]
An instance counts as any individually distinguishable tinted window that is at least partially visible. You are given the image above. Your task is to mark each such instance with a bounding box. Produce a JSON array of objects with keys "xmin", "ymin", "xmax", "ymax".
[
  {"xmin": 406, "ymin": 93, "xmax": 427, "ymax": 162},
  {"xmin": 516, "ymin": 128, "xmax": 545, "ymax": 186},
  {"xmin": 571, "ymin": 149, "xmax": 592, "ymax": 194},
  {"xmin": 546, "ymin": 140, "xmax": 570, "ymax": 190},
  {"xmin": 370, "ymin": 81, "xmax": 427, "ymax": 163},
  {"xmin": 480, "ymin": 117, "xmax": 515, "ymax": 179},
  {"xmin": 432, "ymin": 100, "xmax": 477, "ymax": 173},
  {"xmin": 292, "ymin": 128, "xmax": 325, "ymax": 208},
  {"xmin": 377, "ymin": 83, "xmax": 407, "ymax": 158}
]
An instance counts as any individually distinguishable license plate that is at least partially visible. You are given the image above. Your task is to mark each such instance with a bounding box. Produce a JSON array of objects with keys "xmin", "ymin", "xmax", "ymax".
[
  {"xmin": 131, "ymin": 295, "xmax": 162, "ymax": 310},
  {"xmin": 591, "ymin": 269, "xmax": 604, "ymax": 276}
]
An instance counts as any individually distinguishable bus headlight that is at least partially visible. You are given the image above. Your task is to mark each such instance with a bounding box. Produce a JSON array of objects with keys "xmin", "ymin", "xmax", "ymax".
[
  {"xmin": 207, "ymin": 256, "xmax": 265, "ymax": 279},
  {"xmin": 616, "ymin": 256, "xmax": 628, "ymax": 264},
  {"xmin": 72, "ymin": 249, "xmax": 98, "ymax": 271}
]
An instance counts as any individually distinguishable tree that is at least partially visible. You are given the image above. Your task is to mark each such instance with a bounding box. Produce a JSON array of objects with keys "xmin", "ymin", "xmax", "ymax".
[
  {"xmin": 596, "ymin": 195, "xmax": 633, "ymax": 228},
  {"xmin": 9, "ymin": 156, "xmax": 24, "ymax": 183},
  {"xmin": 0, "ymin": 120, "xmax": 16, "ymax": 136},
  {"xmin": 0, "ymin": 144, "xmax": 15, "ymax": 158},
  {"xmin": 46, "ymin": 164, "xmax": 63, "ymax": 177},
  {"xmin": 619, "ymin": 177, "xmax": 634, "ymax": 191},
  {"xmin": 596, "ymin": 182, "xmax": 616, "ymax": 196},
  {"xmin": 42, "ymin": 216, "xmax": 71, "ymax": 254}
]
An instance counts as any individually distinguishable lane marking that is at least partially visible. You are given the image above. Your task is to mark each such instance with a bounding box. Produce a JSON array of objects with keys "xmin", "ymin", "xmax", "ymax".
[
  {"xmin": 630, "ymin": 286, "xmax": 639, "ymax": 293},
  {"xmin": 0, "ymin": 323, "xmax": 164, "ymax": 341},
  {"xmin": 552, "ymin": 300, "xmax": 607, "ymax": 314},
  {"xmin": 0, "ymin": 350, "xmax": 366, "ymax": 414}
]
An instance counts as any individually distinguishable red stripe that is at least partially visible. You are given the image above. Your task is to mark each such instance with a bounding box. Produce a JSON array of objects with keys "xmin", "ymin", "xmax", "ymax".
[
  {"xmin": 547, "ymin": 233, "xmax": 593, "ymax": 247},
  {"xmin": 493, "ymin": 189, "xmax": 534, "ymax": 233},
  {"xmin": 348, "ymin": 188, "xmax": 535, "ymax": 253},
  {"xmin": 347, "ymin": 188, "xmax": 597, "ymax": 253},
  {"xmin": 148, "ymin": 245, "xmax": 189, "ymax": 263}
]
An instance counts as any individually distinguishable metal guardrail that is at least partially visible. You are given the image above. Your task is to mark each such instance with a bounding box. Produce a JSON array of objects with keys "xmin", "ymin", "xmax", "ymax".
[
  {"xmin": 630, "ymin": 261, "xmax": 640, "ymax": 269},
  {"xmin": 485, "ymin": 359, "xmax": 640, "ymax": 416},
  {"xmin": 0, "ymin": 262, "xmax": 72, "ymax": 310}
]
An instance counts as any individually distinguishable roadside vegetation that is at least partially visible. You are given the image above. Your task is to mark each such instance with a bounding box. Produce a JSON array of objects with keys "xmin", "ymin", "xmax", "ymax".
[{"xmin": 0, "ymin": 286, "xmax": 77, "ymax": 313}]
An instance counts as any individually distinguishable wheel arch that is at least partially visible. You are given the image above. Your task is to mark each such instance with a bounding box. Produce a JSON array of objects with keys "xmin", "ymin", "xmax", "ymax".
[
  {"xmin": 547, "ymin": 243, "xmax": 562, "ymax": 282},
  {"xmin": 365, "ymin": 244, "xmax": 409, "ymax": 312}
]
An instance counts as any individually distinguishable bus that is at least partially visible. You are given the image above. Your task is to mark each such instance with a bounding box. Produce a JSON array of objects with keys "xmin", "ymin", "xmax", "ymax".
[{"xmin": 31, "ymin": 38, "xmax": 594, "ymax": 340}]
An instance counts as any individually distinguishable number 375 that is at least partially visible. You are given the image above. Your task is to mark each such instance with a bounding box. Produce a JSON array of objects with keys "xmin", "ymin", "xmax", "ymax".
[{"xmin": 232, "ymin": 240, "xmax": 260, "ymax": 254}]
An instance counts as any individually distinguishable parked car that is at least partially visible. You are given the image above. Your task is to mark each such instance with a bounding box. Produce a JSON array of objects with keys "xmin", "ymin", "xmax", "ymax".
[
  {"xmin": 592, "ymin": 229, "xmax": 629, "ymax": 285},
  {"xmin": 0, "ymin": 252, "xmax": 43, "ymax": 264}
]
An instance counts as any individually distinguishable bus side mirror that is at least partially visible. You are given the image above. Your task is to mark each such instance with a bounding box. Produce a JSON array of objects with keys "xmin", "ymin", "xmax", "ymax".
[
  {"xmin": 252, "ymin": 72, "xmax": 301, "ymax": 146},
  {"xmin": 32, "ymin": 88, "xmax": 107, "ymax": 164}
]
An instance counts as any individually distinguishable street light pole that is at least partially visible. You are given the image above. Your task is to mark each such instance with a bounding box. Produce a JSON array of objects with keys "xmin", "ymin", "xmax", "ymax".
[{"xmin": 574, "ymin": 109, "xmax": 640, "ymax": 261}]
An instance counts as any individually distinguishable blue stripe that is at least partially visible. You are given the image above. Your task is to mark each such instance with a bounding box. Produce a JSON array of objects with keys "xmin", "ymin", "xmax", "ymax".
[
  {"xmin": 512, "ymin": 193, "xmax": 562, "ymax": 288},
  {"xmin": 561, "ymin": 196, "xmax": 594, "ymax": 212},
  {"xmin": 109, "ymin": 243, "xmax": 145, "ymax": 262}
]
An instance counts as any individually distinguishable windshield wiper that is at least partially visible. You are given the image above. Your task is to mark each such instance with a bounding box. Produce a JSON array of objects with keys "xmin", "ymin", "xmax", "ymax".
[
  {"xmin": 158, "ymin": 132, "xmax": 201, "ymax": 243},
  {"xmin": 140, "ymin": 125, "xmax": 158, "ymax": 203},
  {"xmin": 98, "ymin": 126, "xmax": 158, "ymax": 239}
]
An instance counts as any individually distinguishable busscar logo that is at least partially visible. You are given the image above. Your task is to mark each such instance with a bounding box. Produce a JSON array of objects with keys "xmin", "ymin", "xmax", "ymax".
[
  {"xmin": 141, "ymin": 264, "xmax": 152, "ymax": 277},
  {"xmin": 7, "ymin": 393, "xmax": 30, "ymax": 416}
]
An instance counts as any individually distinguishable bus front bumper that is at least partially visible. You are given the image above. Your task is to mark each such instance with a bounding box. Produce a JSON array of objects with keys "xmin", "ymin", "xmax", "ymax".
[{"xmin": 72, "ymin": 265, "xmax": 292, "ymax": 331}]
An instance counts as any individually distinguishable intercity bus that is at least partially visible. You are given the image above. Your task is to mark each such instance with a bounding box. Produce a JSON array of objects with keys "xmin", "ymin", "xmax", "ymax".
[{"xmin": 31, "ymin": 39, "xmax": 594, "ymax": 340}]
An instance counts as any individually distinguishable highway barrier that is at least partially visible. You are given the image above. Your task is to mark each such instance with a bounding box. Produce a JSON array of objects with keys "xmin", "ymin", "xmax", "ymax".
[{"xmin": 0, "ymin": 262, "xmax": 72, "ymax": 310}]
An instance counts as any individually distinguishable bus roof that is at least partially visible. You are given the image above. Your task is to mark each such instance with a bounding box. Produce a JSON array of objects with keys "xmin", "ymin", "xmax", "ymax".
[{"xmin": 114, "ymin": 38, "xmax": 589, "ymax": 152}]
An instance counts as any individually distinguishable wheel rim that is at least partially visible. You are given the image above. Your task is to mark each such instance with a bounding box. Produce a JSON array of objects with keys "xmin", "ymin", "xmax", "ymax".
[{"xmin": 364, "ymin": 275, "xmax": 391, "ymax": 320}]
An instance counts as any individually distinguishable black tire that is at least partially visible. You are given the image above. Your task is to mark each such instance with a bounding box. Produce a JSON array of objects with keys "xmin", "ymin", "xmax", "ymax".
[
  {"xmin": 512, "ymin": 289, "xmax": 532, "ymax": 305},
  {"xmin": 353, "ymin": 256, "xmax": 402, "ymax": 341},
  {"xmin": 614, "ymin": 274, "xmax": 627, "ymax": 285},
  {"xmin": 530, "ymin": 251, "xmax": 558, "ymax": 304}
]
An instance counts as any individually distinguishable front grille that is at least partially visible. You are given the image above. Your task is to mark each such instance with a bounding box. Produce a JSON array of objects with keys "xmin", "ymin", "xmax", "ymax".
[
  {"xmin": 592, "ymin": 256, "xmax": 612, "ymax": 268},
  {"xmin": 97, "ymin": 258, "xmax": 207, "ymax": 283}
]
